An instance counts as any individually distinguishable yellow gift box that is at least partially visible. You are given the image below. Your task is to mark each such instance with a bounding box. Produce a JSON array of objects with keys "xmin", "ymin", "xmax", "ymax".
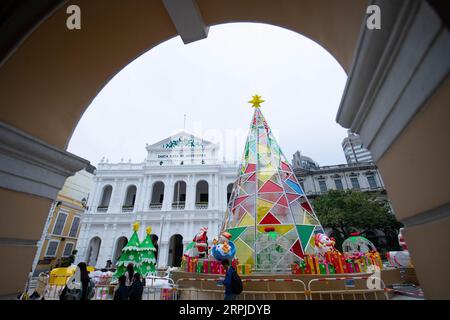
[{"xmin": 237, "ymin": 264, "xmax": 252, "ymax": 275}]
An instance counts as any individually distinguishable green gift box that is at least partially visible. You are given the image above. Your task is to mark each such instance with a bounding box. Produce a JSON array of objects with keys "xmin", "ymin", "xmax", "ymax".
[
  {"xmin": 328, "ymin": 264, "xmax": 336, "ymax": 274},
  {"xmin": 196, "ymin": 261, "xmax": 203, "ymax": 273},
  {"xmin": 319, "ymin": 263, "xmax": 327, "ymax": 274}
]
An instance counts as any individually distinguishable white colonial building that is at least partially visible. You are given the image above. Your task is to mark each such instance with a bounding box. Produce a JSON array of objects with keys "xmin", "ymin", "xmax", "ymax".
[{"xmin": 75, "ymin": 132, "xmax": 239, "ymax": 269}]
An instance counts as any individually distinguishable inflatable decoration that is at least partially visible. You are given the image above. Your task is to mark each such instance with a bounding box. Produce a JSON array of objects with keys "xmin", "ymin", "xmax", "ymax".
[
  {"xmin": 342, "ymin": 232, "xmax": 377, "ymax": 256},
  {"xmin": 184, "ymin": 226, "xmax": 208, "ymax": 258},
  {"xmin": 211, "ymin": 232, "xmax": 236, "ymax": 262},
  {"xmin": 313, "ymin": 233, "xmax": 336, "ymax": 263},
  {"xmin": 386, "ymin": 228, "xmax": 413, "ymax": 268}
]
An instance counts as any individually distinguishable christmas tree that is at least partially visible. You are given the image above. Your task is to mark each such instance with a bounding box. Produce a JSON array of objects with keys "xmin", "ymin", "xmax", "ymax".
[
  {"xmin": 222, "ymin": 95, "xmax": 325, "ymax": 272},
  {"xmin": 114, "ymin": 222, "xmax": 142, "ymax": 278},
  {"xmin": 139, "ymin": 226, "xmax": 157, "ymax": 277}
]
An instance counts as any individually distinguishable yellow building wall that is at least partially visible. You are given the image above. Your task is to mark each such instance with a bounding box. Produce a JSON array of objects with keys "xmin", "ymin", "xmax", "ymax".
[{"xmin": 36, "ymin": 195, "xmax": 85, "ymax": 271}]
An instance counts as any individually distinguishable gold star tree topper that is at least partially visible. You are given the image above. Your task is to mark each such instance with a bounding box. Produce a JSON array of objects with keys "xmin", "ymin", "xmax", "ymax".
[
  {"xmin": 146, "ymin": 226, "xmax": 152, "ymax": 235},
  {"xmin": 248, "ymin": 94, "xmax": 265, "ymax": 108},
  {"xmin": 133, "ymin": 221, "xmax": 140, "ymax": 232}
]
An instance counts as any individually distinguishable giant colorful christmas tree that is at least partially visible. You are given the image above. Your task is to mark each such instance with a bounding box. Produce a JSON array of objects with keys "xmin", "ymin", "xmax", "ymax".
[{"xmin": 222, "ymin": 95, "xmax": 325, "ymax": 272}]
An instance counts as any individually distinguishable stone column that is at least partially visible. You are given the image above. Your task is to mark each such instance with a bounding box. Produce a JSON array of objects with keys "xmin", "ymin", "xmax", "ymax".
[
  {"xmin": 335, "ymin": 0, "xmax": 450, "ymax": 298},
  {"xmin": 0, "ymin": 122, "xmax": 89, "ymax": 297}
]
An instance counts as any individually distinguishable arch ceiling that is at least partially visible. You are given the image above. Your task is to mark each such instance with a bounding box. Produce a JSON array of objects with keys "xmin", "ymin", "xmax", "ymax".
[{"xmin": 0, "ymin": 0, "xmax": 366, "ymax": 149}]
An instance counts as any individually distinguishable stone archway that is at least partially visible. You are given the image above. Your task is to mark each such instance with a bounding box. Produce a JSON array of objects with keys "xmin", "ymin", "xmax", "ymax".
[
  {"xmin": 86, "ymin": 236, "xmax": 102, "ymax": 267},
  {"xmin": 167, "ymin": 234, "xmax": 183, "ymax": 267},
  {"xmin": 0, "ymin": 0, "xmax": 449, "ymax": 299},
  {"xmin": 112, "ymin": 236, "xmax": 128, "ymax": 265}
]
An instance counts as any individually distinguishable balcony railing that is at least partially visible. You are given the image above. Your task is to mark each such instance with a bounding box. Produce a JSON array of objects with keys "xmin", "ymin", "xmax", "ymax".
[
  {"xmin": 97, "ymin": 206, "xmax": 108, "ymax": 212},
  {"xmin": 195, "ymin": 202, "xmax": 209, "ymax": 210},
  {"xmin": 149, "ymin": 203, "xmax": 163, "ymax": 210},
  {"xmin": 171, "ymin": 202, "xmax": 185, "ymax": 210},
  {"xmin": 122, "ymin": 205, "xmax": 134, "ymax": 213}
]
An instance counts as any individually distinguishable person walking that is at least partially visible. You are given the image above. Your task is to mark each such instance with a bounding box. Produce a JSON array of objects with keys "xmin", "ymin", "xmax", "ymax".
[
  {"xmin": 60, "ymin": 262, "xmax": 92, "ymax": 300},
  {"xmin": 113, "ymin": 275, "xmax": 129, "ymax": 301},
  {"xmin": 220, "ymin": 259, "xmax": 242, "ymax": 300},
  {"xmin": 124, "ymin": 263, "xmax": 135, "ymax": 287},
  {"xmin": 128, "ymin": 273, "xmax": 144, "ymax": 300}
]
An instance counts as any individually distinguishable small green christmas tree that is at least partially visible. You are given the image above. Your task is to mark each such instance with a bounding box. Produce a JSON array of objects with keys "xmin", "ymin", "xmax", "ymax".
[
  {"xmin": 114, "ymin": 221, "xmax": 142, "ymax": 278},
  {"xmin": 139, "ymin": 226, "xmax": 157, "ymax": 277}
]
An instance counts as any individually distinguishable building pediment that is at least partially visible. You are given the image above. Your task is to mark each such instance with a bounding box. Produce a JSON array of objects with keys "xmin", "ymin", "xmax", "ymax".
[{"xmin": 146, "ymin": 131, "xmax": 216, "ymax": 151}]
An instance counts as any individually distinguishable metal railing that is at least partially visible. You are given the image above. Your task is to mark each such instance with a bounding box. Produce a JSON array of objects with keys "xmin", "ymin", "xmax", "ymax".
[
  {"xmin": 195, "ymin": 203, "xmax": 209, "ymax": 210},
  {"xmin": 306, "ymin": 276, "xmax": 389, "ymax": 300},
  {"xmin": 96, "ymin": 206, "xmax": 108, "ymax": 212},
  {"xmin": 171, "ymin": 202, "xmax": 185, "ymax": 210},
  {"xmin": 149, "ymin": 203, "xmax": 163, "ymax": 210},
  {"xmin": 121, "ymin": 206, "xmax": 134, "ymax": 213},
  {"xmin": 174, "ymin": 278, "xmax": 308, "ymax": 300},
  {"xmin": 43, "ymin": 274, "xmax": 391, "ymax": 301}
]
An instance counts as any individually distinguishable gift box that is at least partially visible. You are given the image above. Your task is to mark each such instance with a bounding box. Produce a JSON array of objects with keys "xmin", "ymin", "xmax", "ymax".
[
  {"xmin": 202, "ymin": 260, "xmax": 212, "ymax": 274},
  {"xmin": 291, "ymin": 264, "xmax": 300, "ymax": 275},
  {"xmin": 346, "ymin": 260, "xmax": 354, "ymax": 273},
  {"xmin": 196, "ymin": 261, "xmax": 203, "ymax": 273},
  {"xmin": 328, "ymin": 264, "xmax": 336, "ymax": 274},
  {"xmin": 237, "ymin": 264, "xmax": 251, "ymax": 275},
  {"xmin": 211, "ymin": 260, "xmax": 219, "ymax": 274},
  {"xmin": 319, "ymin": 263, "xmax": 327, "ymax": 274}
]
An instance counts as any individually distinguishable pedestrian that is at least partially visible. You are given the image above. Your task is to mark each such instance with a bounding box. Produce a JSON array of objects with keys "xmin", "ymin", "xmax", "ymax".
[
  {"xmin": 60, "ymin": 262, "xmax": 93, "ymax": 300},
  {"xmin": 105, "ymin": 260, "xmax": 113, "ymax": 270},
  {"xmin": 128, "ymin": 273, "xmax": 144, "ymax": 300},
  {"xmin": 30, "ymin": 272, "xmax": 49, "ymax": 300},
  {"xmin": 220, "ymin": 259, "xmax": 242, "ymax": 300},
  {"xmin": 125, "ymin": 263, "xmax": 134, "ymax": 287},
  {"xmin": 113, "ymin": 275, "xmax": 129, "ymax": 301}
]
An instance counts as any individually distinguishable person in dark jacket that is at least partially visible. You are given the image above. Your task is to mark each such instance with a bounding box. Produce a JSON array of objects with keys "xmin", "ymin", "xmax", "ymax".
[
  {"xmin": 60, "ymin": 262, "xmax": 91, "ymax": 300},
  {"xmin": 77, "ymin": 262, "xmax": 91, "ymax": 300},
  {"xmin": 113, "ymin": 275, "xmax": 129, "ymax": 301},
  {"xmin": 128, "ymin": 273, "xmax": 144, "ymax": 300},
  {"xmin": 221, "ymin": 259, "xmax": 237, "ymax": 300}
]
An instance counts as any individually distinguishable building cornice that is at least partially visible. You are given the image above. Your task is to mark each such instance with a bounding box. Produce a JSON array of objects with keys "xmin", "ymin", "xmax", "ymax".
[
  {"xmin": 336, "ymin": 0, "xmax": 450, "ymax": 161},
  {"xmin": 0, "ymin": 121, "xmax": 90, "ymax": 199}
]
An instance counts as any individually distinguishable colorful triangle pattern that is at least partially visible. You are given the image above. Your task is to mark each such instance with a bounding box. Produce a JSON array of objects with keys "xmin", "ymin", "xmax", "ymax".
[{"xmin": 222, "ymin": 98, "xmax": 325, "ymax": 272}]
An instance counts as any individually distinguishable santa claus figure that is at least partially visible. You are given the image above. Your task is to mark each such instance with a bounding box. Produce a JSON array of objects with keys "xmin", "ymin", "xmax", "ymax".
[{"xmin": 193, "ymin": 227, "xmax": 208, "ymax": 258}]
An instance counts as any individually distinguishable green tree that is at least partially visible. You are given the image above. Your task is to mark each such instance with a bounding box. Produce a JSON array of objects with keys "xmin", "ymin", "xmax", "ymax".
[
  {"xmin": 312, "ymin": 190, "xmax": 402, "ymax": 252},
  {"xmin": 60, "ymin": 249, "xmax": 78, "ymax": 267},
  {"xmin": 139, "ymin": 227, "xmax": 157, "ymax": 277},
  {"xmin": 114, "ymin": 222, "xmax": 142, "ymax": 279}
]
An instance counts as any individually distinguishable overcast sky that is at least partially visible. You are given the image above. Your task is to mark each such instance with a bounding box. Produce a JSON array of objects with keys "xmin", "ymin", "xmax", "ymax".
[{"xmin": 68, "ymin": 23, "xmax": 348, "ymax": 167}]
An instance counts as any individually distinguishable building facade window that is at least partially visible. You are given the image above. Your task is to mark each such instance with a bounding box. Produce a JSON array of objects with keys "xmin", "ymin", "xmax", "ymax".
[
  {"xmin": 367, "ymin": 175, "xmax": 377, "ymax": 189},
  {"xmin": 334, "ymin": 179, "xmax": 344, "ymax": 190},
  {"xmin": 195, "ymin": 180, "xmax": 209, "ymax": 209},
  {"xmin": 172, "ymin": 181, "xmax": 187, "ymax": 209},
  {"xmin": 122, "ymin": 185, "xmax": 137, "ymax": 212},
  {"xmin": 63, "ymin": 243, "xmax": 74, "ymax": 257},
  {"xmin": 45, "ymin": 240, "xmax": 59, "ymax": 257},
  {"xmin": 150, "ymin": 181, "xmax": 165, "ymax": 210},
  {"xmin": 318, "ymin": 180, "xmax": 327, "ymax": 193},
  {"xmin": 98, "ymin": 185, "xmax": 113, "ymax": 211},
  {"xmin": 69, "ymin": 216, "xmax": 81, "ymax": 237},
  {"xmin": 350, "ymin": 177, "xmax": 360, "ymax": 190},
  {"xmin": 53, "ymin": 211, "xmax": 68, "ymax": 235}
]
